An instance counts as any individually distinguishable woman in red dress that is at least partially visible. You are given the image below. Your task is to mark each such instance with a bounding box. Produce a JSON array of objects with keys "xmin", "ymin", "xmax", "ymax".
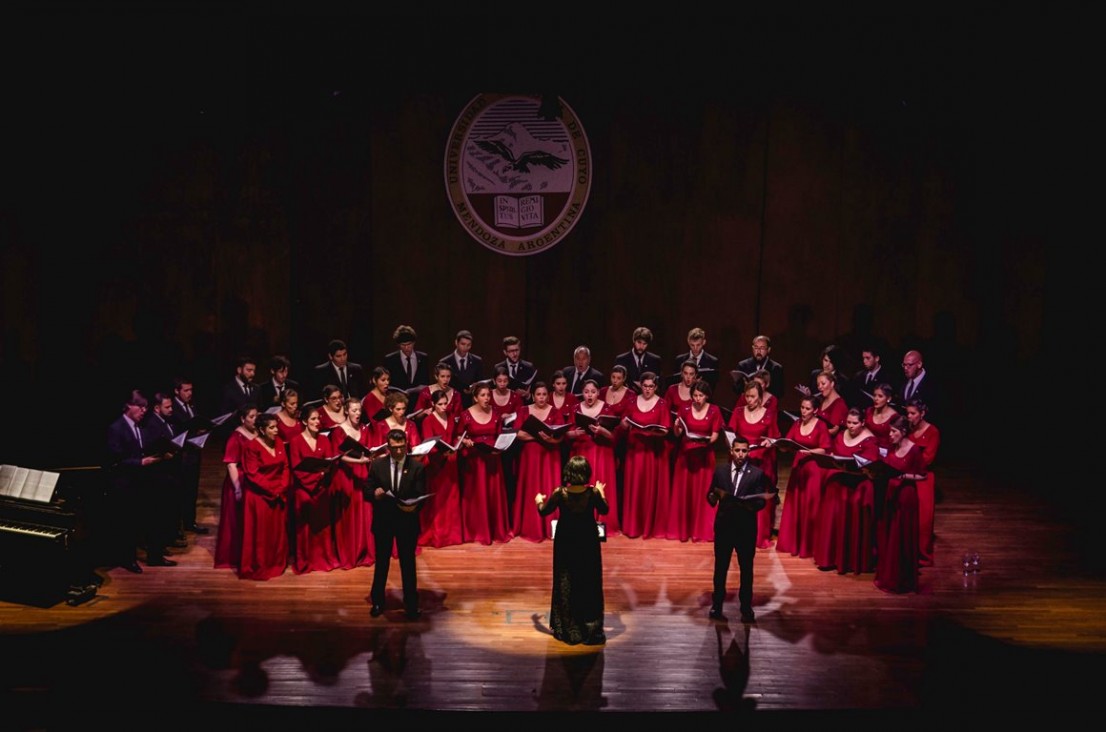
[
  {"xmin": 599, "ymin": 364, "xmax": 634, "ymax": 418},
  {"xmin": 666, "ymin": 379, "xmax": 724, "ymax": 542},
  {"xmin": 415, "ymin": 362, "xmax": 464, "ymax": 426},
  {"xmin": 874, "ymin": 415, "xmax": 926, "ymax": 594},
  {"xmin": 330, "ymin": 397, "xmax": 375, "ymax": 568},
  {"xmin": 751, "ymin": 369, "xmax": 780, "ymax": 425},
  {"xmin": 316, "ymin": 384, "xmax": 348, "ymax": 433},
  {"xmin": 238, "ymin": 413, "xmax": 291, "ymax": 580},
  {"xmin": 863, "ymin": 383, "xmax": 897, "ymax": 450},
  {"xmin": 512, "ymin": 382, "xmax": 566, "ymax": 542},
  {"xmin": 728, "ymin": 380, "xmax": 781, "ymax": 549},
  {"xmin": 812, "ymin": 370, "xmax": 848, "ymax": 440},
  {"xmin": 490, "ymin": 366, "xmax": 523, "ymax": 429},
  {"xmin": 906, "ymin": 399, "xmax": 941, "ymax": 567},
  {"xmin": 813, "ymin": 408, "xmax": 880, "ymax": 574},
  {"xmin": 774, "ymin": 395, "xmax": 831, "ymax": 558},
  {"xmin": 550, "ymin": 372, "xmax": 579, "ymax": 423},
  {"xmin": 417, "ymin": 389, "xmax": 464, "ymax": 548},
  {"xmin": 663, "ymin": 360, "xmax": 699, "ymax": 413},
  {"xmin": 566, "ymin": 379, "xmax": 620, "ymax": 535},
  {"xmin": 362, "ymin": 366, "xmax": 392, "ymax": 426},
  {"xmin": 214, "ymin": 404, "xmax": 258, "ymax": 569},
  {"xmin": 288, "ymin": 404, "xmax": 340, "ymax": 574},
  {"xmin": 458, "ymin": 382, "xmax": 511, "ymax": 544},
  {"xmin": 274, "ymin": 388, "xmax": 301, "ymax": 445},
  {"xmin": 620, "ymin": 372, "xmax": 671, "ymax": 539},
  {"xmin": 374, "ymin": 391, "xmax": 422, "ymax": 448}
]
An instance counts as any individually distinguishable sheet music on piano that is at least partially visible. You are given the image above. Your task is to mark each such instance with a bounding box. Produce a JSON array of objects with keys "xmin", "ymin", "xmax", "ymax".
[{"xmin": 0, "ymin": 464, "xmax": 62, "ymax": 503}]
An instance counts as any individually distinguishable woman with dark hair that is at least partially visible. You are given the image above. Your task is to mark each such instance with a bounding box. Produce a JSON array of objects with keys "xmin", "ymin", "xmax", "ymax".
[
  {"xmin": 599, "ymin": 364, "xmax": 633, "ymax": 419},
  {"xmin": 362, "ymin": 366, "xmax": 392, "ymax": 425},
  {"xmin": 214, "ymin": 403, "xmax": 258, "ymax": 570},
  {"xmin": 812, "ymin": 370, "xmax": 848, "ymax": 439},
  {"xmin": 274, "ymin": 388, "xmax": 301, "ymax": 445},
  {"xmin": 906, "ymin": 399, "xmax": 941, "ymax": 567},
  {"xmin": 289, "ymin": 403, "xmax": 339, "ymax": 574},
  {"xmin": 238, "ymin": 413, "xmax": 291, "ymax": 580},
  {"xmin": 566, "ymin": 379, "xmax": 620, "ymax": 536},
  {"xmin": 490, "ymin": 365, "xmax": 523, "ymax": 427},
  {"xmin": 813, "ymin": 408, "xmax": 880, "ymax": 574},
  {"xmin": 666, "ymin": 379, "xmax": 724, "ymax": 542},
  {"xmin": 375, "ymin": 391, "xmax": 421, "ymax": 448},
  {"xmin": 774, "ymin": 395, "xmax": 831, "ymax": 558},
  {"xmin": 511, "ymin": 382, "xmax": 565, "ymax": 542},
  {"xmin": 549, "ymin": 371, "xmax": 579, "ymax": 424},
  {"xmin": 535, "ymin": 455, "xmax": 608, "ymax": 646},
  {"xmin": 317, "ymin": 384, "xmax": 348, "ymax": 432},
  {"xmin": 874, "ymin": 415, "xmax": 926, "ymax": 593},
  {"xmin": 458, "ymin": 382, "xmax": 510, "ymax": 544},
  {"xmin": 663, "ymin": 360, "xmax": 699, "ymax": 413},
  {"xmin": 330, "ymin": 396, "xmax": 375, "ymax": 568},
  {"xmin": 864, "ymin": 383, "xmax": 898, "ymax": 450},
  {"xmin": 620, "ymin": 371, "xmax": 671, "ymax": 539},
  {"xmin": 417, "ymin": 389, "xmax": 464, "ymax": 548},
  {"xmin": 728, "ymin": 380, "xmax": 780, "ymax": 549},
  {"xmin": 414, "ymin": 362, "xmax": 463, "ymax": 424}
]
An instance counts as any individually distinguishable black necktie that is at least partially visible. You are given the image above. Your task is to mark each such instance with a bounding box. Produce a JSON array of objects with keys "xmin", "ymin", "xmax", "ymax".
[
  {"xmin": 243, "ymin": 383, "xmax": 251, "ymax": 396},
  {"xmin": 866, "ymin": 372, "xmax": 874, "ymax": 385},
  {"xmin": 459, "ymin": 357, "xmax": 466, "ymax": 373},
  {"xmin": 905, "ymin": 379, "xmax": 915, "ymax": 399},
  {"xmin": 133, "ymin": 423, "xmax": 143, "ymax": 448},
  {"xmin": 732, "ymin": 466, "xmax": 742, "ymax": 495},
  {"xmin": 509, "ymin": 362, "xmax": 516, "ymax": 379},
  {"xmin": 406, "ymin": 355, "xmax": 414, "ymax": 383},
  {"xmin": 393, "ymin": 461, "xmax": 401, "ymax": 491},
  {"xmin": 340, "ymin": 367, "xmax": 347, "ymax": 389}
]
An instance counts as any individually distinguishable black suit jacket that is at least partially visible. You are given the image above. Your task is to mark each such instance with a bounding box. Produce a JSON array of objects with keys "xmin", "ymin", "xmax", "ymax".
[
  {"xmin": 898, "ymin": 370, "xmax": 939, "ymax": 419},
  {"xmin": 673, "ymin": 350, "xmax": 721, "ymax": 389},
  {"xmin": 706, "ymin": 461, "xmax": 774, "ymax": 530},
  {"xmin": 311, "ymin": 361, "xmax": 366, "ymax": 400},
  {"xmin": 384, "ymin": 349, "xmax": 431, "ymax": 391},
  {"xmin": 438, "ymin": 352, "xmax": 484, "ymax": 394},
  {"xmin": 104, "ymin": 415, "xmax": 148, "ymax": 492},
  {"xmin": 258, "ymin": 378, "xmax": 302, "ymax": 409},
  {"xmin": 494, "ymin": 358, "xmax": 538, "ymax": 394},
  {"xmin": 219, "ymin": 379, "xmax": 261, "ymax": 416},
  {"xmin": 365, "ymin": 455, "xmax": 428, "ymax": 532},
  {"xmin": 614, "ymin": 349, "xmax": 664, "ymax": 390},
  {"xmin": 562, "ymin": 365, "xmax": 604, "ymax": 396},
  {"xmin": 851, "ymin": 366, "xmax": 901, "ymax": 409},
  {"xmin": 736, "ymin": 357, "xmax": 785, "ymax": 399}
]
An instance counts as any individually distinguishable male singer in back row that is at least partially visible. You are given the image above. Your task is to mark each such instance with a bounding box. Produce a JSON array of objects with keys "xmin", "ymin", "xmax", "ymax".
[{"xmin": 707, "ymin": 435, "xmax": 776, "ymax": 623}]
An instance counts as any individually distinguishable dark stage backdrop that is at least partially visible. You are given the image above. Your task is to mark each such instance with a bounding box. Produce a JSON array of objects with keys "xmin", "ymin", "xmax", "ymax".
[{"xmin": 1, "ymin": 9, "xmax": 1060, "ymax": 470}]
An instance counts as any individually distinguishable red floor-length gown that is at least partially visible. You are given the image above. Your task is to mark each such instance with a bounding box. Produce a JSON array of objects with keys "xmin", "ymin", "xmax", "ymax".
[
  {"xmin": 666, "ymin": 403, "xmax": 724, "ymax": 542},
  {"xmin": 330, "ymin": 422, "xmax": 374, "ymax": 568},
  {"xmin": 214, "ymin": 429, "xmax": 254, "ymax": 569},
  {"xmin": 774, "ymin": 418, "xmax": 832, "ymax": 557},
  {"xmin": 621, "ymin": 396, "xmax": 672, "ymax": 539},
  {"xmin": 567, "ymin": 403, "xmax": 621, "ymax": 536},
  {"xmin": 911, "ymin": 422, "xmax": 941, "ymax": 567},
  {"xmin": 288, "ymin": 431, "xmax": 340, "ymax": 574},
  {"xmin": 238, "ymin": 438, "xmax": 291, "ymax": 580},
  {"xmin": 511, "ymin": 405, "xmax": 564, "ymax": 542},
  {"xmin": 458, "ymin": 409, "xmax": 511, "ymax": 545},
  {"xmin": 874, "ymin": 444, "xmax": 924, "ymax": 593},
  {"xmin": 417, "ymin": 411, "xmax": 463, "ymax": 548},
  {"xmin": 813, "ymin": 432, "xmax": 881, "ymax": 574}
]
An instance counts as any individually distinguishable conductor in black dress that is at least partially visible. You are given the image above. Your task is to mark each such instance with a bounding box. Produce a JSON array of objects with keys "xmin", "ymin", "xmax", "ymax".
[
  {"xmin": 366, "ymin": 428, "xmax": 428, "ymax": 619},
  {"xmin": 707, "ymin": 435, "xmax": 776, "ymax": 623}
]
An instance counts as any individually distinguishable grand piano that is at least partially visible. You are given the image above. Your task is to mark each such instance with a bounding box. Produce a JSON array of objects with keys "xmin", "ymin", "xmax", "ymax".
[{"xmin": 0, "ymin": 464, "xmax": 101, "ymax": 607}]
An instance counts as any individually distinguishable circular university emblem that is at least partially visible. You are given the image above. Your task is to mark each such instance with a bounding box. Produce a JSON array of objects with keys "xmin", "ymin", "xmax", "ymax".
[{"xmin": 444, "ymin": 93, "xmax": 592, "ymax": 256}]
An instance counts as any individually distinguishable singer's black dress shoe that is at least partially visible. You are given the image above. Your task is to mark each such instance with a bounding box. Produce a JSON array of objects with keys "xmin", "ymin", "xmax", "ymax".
[
  {"xmin": 147, "ymin": 557, "xmax": 178, "ymax": 567},
  {"xmin": 121, "ymin": 561, "xmax": 143, "ymax": 574},
  {"xmin": 370, "ymin": 605, "xmax": 384, "ymax": 617},
  {"xmin": 708, "ymin": 607, "xmax": 727, "ymax": 621}
]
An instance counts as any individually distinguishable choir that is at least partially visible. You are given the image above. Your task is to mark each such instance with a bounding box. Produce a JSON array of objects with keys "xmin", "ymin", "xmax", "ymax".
[{"xmin": 141, "ymin": 328, "xmax": 941, "ymax": 595}]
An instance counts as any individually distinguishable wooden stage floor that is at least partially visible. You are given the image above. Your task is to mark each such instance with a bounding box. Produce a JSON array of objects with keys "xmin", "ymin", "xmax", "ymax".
[{"xmin": 2, "ymin": 448, "xmax": 1104, "ymax": 727}]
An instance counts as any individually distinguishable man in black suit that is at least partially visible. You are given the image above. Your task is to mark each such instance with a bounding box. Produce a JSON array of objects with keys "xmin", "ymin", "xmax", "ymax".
[
  {"xmin": 311, "ymin": 338, "xmax": 366, "ymax": 401},
  {"xmin": 142, "ymin": 392, "xmax": 183, "ymax": 566},
  {"xmin": 258, "ymin": 354, "xmax": 300, "ymax": 409},
  {"xmin": 851, "ymin": 345, "xmax": 900, "ymax": 410},
  {"xmin": 614, "ymin": 326, "xmax": 664, "ymax": 391},
  {"xmin": 707, "ymin": 435, "xmax": 776, "ymax": 623},
  {"xmin": 383, "ymin": 325, "xmax": 430, "ymax": 392},
  {"xmin": 898, "ymin": 349, "xmax": 938, "ymax": 421},
  {"xmin": 218, "ymin": 355, "xmax": 262, "ymax": 415},
  {"xmin": 438, "ymin": 329, "xmax": 483, "ymax": 405},
  {"xmin": 735, "ymin": 335, "xmax": 785, "ymax": 400},
  {"xmin": 495, "ymin": 335, "xmax": 538, "ymax": 403},
  {"xmin": 365, "ymin": 429, "xmax": 428, "ymax": 620},
  {"xmin": 169, "ymin": 376, "xmax": 209, "ymax": 536},
  {"xmin": 674, "ymin": 326, "xmax": 721, "ymax": 390},
  {"xmin": 563, "ymin": 345, "xmax": 604, "ymax": 396},
  {"xmin": 104, "ymin": 390, "xmax": 163, "ymax": 573}
]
